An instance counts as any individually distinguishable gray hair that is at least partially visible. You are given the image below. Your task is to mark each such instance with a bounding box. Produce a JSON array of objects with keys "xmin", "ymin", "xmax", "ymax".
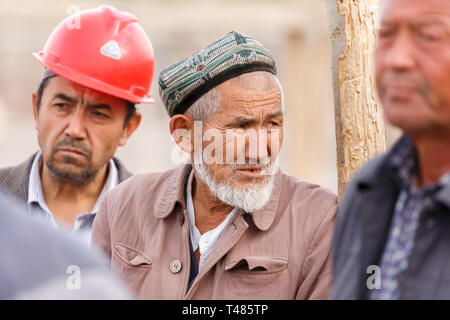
[
  {"xmin": 185, "ymin": 71, "xmax": 284, "ymax": 121},
  {"xmin": 185, "ymin": 87, "xmax": 221, "ymax": 121}
]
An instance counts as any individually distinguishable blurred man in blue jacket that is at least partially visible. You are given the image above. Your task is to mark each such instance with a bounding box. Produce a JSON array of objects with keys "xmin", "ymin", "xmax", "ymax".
[{"xmin": 331, "ymin": 0, "xmax": 450, "ymax": 299}]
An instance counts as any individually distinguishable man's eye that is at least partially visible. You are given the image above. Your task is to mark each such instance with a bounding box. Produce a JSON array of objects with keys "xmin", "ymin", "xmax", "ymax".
[
  {"xmin": 228, "ymin": 123, "xmax": 247, "ymax": 129},
  {"xmin": 421, "ymin": 34, "xmax": 437, "ymax": 41},
  {"xmin": 419, "ymin": 31, "xmax": 446, "ymax": 42},
  {"xmin": 378, "ymin": 28, "xmax": 395, "ymax": 39},
  {"xmin": 92, "ymin": 111, "xmax": 107, "ymax": 118},
  {"xmin": 54, "ymin": 103, "xmax": 67, "ymax": 108}
]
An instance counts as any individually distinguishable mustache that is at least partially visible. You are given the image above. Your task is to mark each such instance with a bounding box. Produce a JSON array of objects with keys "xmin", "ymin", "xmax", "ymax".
[
  {"xmin": 52, "ymin": 137, "xmax": 92, "ymax": 159},
  {"xmin": 231, "ymin": 157, "xmax": 272, "ymax": 168},
  {"xmin": 380, "ymin": 71, "xmax": 430, "ymax": 96},
  {"xmin": 231, "ymin": 158, "xmax": 276, "ymax": 176}
]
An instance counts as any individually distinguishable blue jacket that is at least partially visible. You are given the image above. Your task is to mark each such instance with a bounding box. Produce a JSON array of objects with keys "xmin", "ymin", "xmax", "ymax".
[{"xmin": 330, "ymin": 137, "xmax": 450, "ymax": 299}]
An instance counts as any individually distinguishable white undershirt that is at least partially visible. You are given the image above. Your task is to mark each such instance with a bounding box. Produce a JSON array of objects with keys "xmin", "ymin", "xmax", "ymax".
[{"xmin": 186, "ymin": 170, "xmax": 239, "ymax": 271}]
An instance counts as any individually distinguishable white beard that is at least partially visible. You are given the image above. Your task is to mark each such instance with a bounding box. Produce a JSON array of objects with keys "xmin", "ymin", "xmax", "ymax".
[{"xmin": 193, "ymin": 160, "xmax": 278, "ymax": 213}]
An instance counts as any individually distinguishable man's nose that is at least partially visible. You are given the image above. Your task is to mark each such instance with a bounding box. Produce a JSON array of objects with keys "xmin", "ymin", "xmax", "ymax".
[
  {"xmin": 64, "ymin": 109, "xmax": 87, "ymax": 139},
  {"xmin": 383, "ymin": 30, "xmax": 416, "ymax": 71},
  {"xmin": 245, "ymin": 129, "xmax": 269, "ymax": 162}
]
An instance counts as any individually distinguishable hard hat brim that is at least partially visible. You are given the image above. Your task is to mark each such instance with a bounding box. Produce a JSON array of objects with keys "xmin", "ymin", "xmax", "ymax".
[{"xmin": 33, "ymin": 51, "xmax": 154, "ymax": 104}]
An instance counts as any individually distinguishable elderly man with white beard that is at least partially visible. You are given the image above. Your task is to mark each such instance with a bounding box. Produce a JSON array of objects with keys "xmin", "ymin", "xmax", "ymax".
[{"xmin": 92, "ymin": 31, "xmax": 337, "ymax": 299}]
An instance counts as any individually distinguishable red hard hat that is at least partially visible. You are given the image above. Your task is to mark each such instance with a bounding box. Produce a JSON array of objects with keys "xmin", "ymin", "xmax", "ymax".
[{"xmin": 33, "ymin": 5, "xmax": 155, "ymax": 103}]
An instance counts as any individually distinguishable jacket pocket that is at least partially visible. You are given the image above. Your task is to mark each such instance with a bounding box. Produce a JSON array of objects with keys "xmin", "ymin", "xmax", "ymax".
[
  {"xmin": 225, "ymin": 256, "xmax": 288, "ymax": 274},
  {"xmin": 222, "ymin": 256, "xmax": 290, "ymax": 299},
  {"xmin": 112, "ymin": 242, "xmax": 153, "ymax": 268},
  {"xmin": 111, "ymin": 243, "xmax": 152, "ymax": 297}
]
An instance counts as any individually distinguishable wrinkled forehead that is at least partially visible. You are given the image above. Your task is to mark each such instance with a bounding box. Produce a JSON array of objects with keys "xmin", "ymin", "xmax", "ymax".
[
  {"xmin": 217, "ymin": 72, "xmax": 283, "ymax": 105},
  {"xmin": 216, "ymin": 74, "xmax": 283, "ymax": 116},
  {"xmin": 381, "ymin": 0, "xmax": 450, "ymax": 21}
]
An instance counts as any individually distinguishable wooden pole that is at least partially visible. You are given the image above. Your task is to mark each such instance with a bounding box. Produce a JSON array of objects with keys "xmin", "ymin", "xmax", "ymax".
[{"xmin": 327, "ymin": 0, "xmax": 386, "ymax": 197}]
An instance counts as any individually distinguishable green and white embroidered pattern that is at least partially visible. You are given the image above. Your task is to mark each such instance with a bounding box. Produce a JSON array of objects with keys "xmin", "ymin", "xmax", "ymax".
[{"xmin": 159, "ymin": 31, "xmax": 277, "ymax": 116}]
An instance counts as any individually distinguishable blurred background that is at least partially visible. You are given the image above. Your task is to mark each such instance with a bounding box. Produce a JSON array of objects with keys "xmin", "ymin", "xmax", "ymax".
[{"xmin": 0, "ymin": 0, "xmax": 401, "ymax": 194}]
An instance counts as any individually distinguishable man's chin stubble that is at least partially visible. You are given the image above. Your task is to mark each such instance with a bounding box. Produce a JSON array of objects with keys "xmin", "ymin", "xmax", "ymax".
[{"xmin": 45, "ymin": 161, "xmax": 101, "ymax": 187}]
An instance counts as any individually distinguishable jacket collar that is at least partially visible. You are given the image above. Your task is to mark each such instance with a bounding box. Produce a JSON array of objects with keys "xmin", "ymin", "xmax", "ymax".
[
  {"xmin": 0, "ymin": 153, "xmax": 35, "ymax": 202},
  {"xmin": 0, "ymin": 152, "xmax": 131, "ymax": 203},
  {"xmin": 154, "ymin": 164, "xmax": 192, "ymax": 219},
  {"xmin": 250, "ymin": 169, "xmax": 281, "ymax": 231},
  {"xmin": 153, "ymin": 164, "xmax": 282, "ymax": 231}
]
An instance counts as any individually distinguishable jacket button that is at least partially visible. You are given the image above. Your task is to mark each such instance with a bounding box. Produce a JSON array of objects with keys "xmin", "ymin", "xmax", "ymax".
[{"xmin": 170, "ymin": 259, "xmax": 182, "ymax": 273}]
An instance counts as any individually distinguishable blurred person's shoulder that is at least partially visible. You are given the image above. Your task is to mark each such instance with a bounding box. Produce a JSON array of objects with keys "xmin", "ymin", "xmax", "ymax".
[{"xmin": 0, "ymin": 192, "xmax": 133, "ymax": 299}]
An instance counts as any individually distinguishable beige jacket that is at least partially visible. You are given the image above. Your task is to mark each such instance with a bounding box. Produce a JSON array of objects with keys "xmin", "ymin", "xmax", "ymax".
[{"xmin": 92, "ymin": 164, "xmax": 337, "ymax": 299}]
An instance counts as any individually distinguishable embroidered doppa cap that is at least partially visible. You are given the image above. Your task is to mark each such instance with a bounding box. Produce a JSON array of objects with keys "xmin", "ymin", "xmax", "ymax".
[{"xmin": 158, "ymin": 31, "xmax": 277, "ymax": 117}]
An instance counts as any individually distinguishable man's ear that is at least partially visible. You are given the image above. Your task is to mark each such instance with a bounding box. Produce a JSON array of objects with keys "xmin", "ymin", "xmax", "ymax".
[
  {"xmin": 32, "ymin": 93, "xmax": 39, "ymax": 130},
  {"xmin": 169, "ymin": 114, "xmax": 194, "ymax": 153},
  {"xmin": 118, "ymin": 113, "xmax": 142, "ymax": 147}
]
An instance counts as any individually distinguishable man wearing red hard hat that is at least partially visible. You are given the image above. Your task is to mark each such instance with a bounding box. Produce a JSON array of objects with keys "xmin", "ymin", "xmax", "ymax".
[{"xmin": 0, "ymin": 5, "xmax": 155, "ymax": 244}]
